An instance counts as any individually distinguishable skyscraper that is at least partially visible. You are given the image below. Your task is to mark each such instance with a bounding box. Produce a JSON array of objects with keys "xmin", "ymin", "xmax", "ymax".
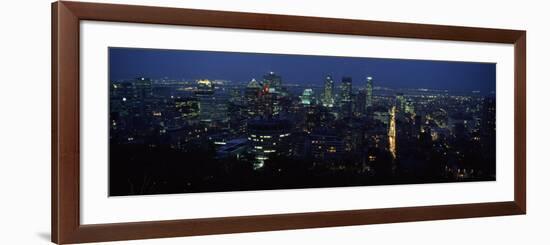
[
  {"xmin": 365, "ymin": 76, "xmax": 373, "ymax": 110},
  {"xmin": 258, "ymin": 83, "xmax": 279, "ymax": 119},
  {"xmin": 300, "ymin": 89, "xmax": 315, "ymax": 105},
  {"xmin": 257, "ymin": 72, "xmax": 286, "ymax": 119},
  {"xmin": 340, "ymin": 76, "xmax": 352, "ymax": 102},
  {"xmin": 245, "ymin": 78, "xmax": 262, "ymax": 117},
  {"xmin": 262, "ymin": 71, "xmax": 282, "ymax": 91},
  {"xmin": 340, "ymin": 77, "xmax": 353, "ymax": 117},
  {"xmin": 322, "ymin": 75, "xmax": 335, "ymax": 107},
  {"xmin": 194, "ymin": 79, "xmax": 216, "ymax": 124}
]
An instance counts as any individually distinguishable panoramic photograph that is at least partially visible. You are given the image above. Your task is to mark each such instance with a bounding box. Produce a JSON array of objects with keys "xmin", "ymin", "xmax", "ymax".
[{"xmin": 108, "ymin": 47, "xmax": 496, "ymax": 196}]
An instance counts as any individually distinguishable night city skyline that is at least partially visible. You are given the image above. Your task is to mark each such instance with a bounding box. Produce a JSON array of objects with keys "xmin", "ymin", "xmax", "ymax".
[
  {"xmin": 108, "ymin": 47, "xmax": 496, "ymax": 196},
  {"xmin": 109, "ymin": 47, "xmax": 496, "ymax": 94}
]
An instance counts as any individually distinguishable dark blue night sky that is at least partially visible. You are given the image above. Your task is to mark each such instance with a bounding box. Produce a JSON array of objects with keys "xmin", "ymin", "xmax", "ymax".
[{"xmin": 109, "ymin": 47, "xmax": 496, "ymax": 92}]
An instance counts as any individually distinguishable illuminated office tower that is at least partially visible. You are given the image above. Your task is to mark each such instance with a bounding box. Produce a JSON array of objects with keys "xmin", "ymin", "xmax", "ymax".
[
  {"xmin": 245, "ymin": 78, "xmax": 262, "ymax": 117},
  {"xmin": 365, "ymin": 76, "xmax": 373, "ymax": 110},
  {"xmin": 340, "ymin": 77, "xmax": 352, "ymax": 102},
  {"xmin": 322, "ymin": 75, "xmax": 335, "ymax": 107},
  {"xmin": 260, "ymin": 72, "xmax": 285, "ymax": 118},
  {"xmin": 174, "ymin": 98, "xmax": 199, "ymax": 120},
  {"xmin": 300, "ymin": 89, "xmax": 316, "ymax": 105},
  {"xmin": 247, "ymin": 119, "xmax": 292, "ymax": 169},
  {"xmin": 257, "ymin": 84, "xmax": 281, "ymax": 119},
  {"xmin": 194, "ymin": 79, "xmax": 216, "ymax": 124},
  {"xmin": 262, "ymin": 71, "xmax": 282, "ymax": 91},
  {"xmin": 162, "ymin": 97, "xmax": 200, "ymax": 129},
  {"xmin": 340, "ymin": 77, "xmax": 353, "ymax": 117}
]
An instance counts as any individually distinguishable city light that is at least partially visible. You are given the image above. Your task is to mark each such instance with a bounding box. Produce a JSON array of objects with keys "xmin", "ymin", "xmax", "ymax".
[
  {"xmin": 109, "ymin": 48, "xmax": 496, "ymax": 196},
  {"xmin": 388, "ymin": 106, "xmax": 397, "ymax": 159}
]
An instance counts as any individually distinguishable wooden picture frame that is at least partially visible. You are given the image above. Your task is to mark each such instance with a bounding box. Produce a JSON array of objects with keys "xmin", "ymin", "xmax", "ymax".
[{"xmin": 52, "ymin": 1, "xmax": 526, "ymax": 244}]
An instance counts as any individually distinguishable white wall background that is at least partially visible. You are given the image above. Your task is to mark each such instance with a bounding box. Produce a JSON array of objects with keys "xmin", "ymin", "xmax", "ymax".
[{"xmin": 0, "ymin": 0, "xmax": 546, "ymax": 244}]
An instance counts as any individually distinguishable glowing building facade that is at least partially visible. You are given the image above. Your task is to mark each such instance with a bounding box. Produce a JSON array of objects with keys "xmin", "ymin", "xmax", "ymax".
[
  {"xmin": 322, "ymin": 75, "xmax": 335, "ymax": 107},
  {"xmin": 365, "ymin": 76, "xmax": 373, "ymax": 110},
  {"xmin": 340, "ymin": 76, "xmax": 353, "ymax": 117},
  {"xmin": 247, "ymin": 119, "xmax": 292, "ymax": 169}
]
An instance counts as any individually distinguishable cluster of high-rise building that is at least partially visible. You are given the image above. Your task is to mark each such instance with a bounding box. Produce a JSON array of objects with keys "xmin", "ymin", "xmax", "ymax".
[{"xmin": 110, "ymin": 71, "xmax": 496, "ymax": 189}]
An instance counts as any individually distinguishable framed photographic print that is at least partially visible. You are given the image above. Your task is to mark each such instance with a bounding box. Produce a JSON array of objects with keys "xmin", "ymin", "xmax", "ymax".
[{"xmin": 52, "ymin": 1, "xmax": 526, "ymax": 244}]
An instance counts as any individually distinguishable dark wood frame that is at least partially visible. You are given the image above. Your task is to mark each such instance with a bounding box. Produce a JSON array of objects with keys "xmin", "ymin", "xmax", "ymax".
[{"xmin": 52, "ymin": 1, "xmax": 526, "ymax": 244}]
